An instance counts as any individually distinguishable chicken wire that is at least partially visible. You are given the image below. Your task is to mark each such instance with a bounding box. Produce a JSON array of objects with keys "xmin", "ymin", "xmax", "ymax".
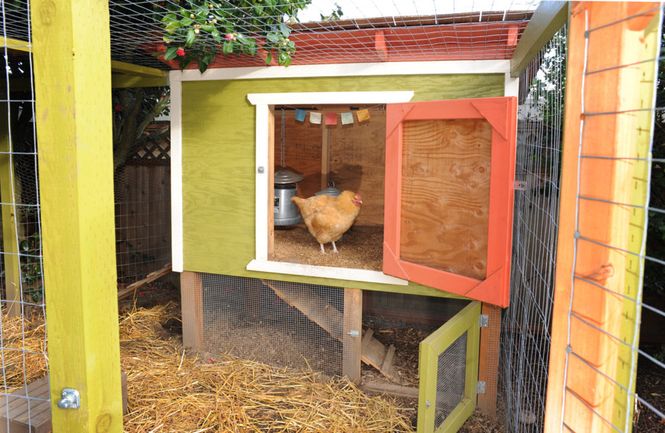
[
  {"xmin": 201, "ymin": 274, "xmax": 344, "ymax": 375},
  {"xmin": 0, "ymin": 0, "xmax": 49, "ymax": 431},
  {"xmin": 434, "ymin": 332, "xmax": 467, "ymax": 429},
  {"xmin": 104, "ymin": 1, "xmax": 538, "ymax": 69},
  {"xmin": 500, "ymin": 24, "xmax": 565, "ymax": 433},
  {"xmin": 114, "ymin": 127, "xmax": 171, "ymax": 285}
]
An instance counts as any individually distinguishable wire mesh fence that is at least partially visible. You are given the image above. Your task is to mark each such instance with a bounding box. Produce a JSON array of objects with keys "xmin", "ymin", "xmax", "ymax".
[
  {"xmin": 0, "ymin": 1, "xmax": 50, "ymax": 431},
  {"xmin": 106, "ymin": 0, "xmax": 539, "ymax": 69},
  {"xmin": 500, "ymin": 24, "xmax": 566, "ymax": 433},
  {"xmin": 113, "ymin": 88, "xmax": 171, "ymax": 285}
]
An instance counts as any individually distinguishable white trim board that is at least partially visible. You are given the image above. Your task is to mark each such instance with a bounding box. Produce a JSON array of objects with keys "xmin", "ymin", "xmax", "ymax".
[
  {"xmin": 249, "ymin": 91, "xmax": 414, "ymax": 271},
  {"xmin": 247, "ymin": 260, "xmax": 409, "ymax": 286},
  {"xmin": 180, "ymin": 60, "xmax": 510, "ymax": 81},
  {"xmin": 170, "ymin": 70, "xmax": 184, "ymax": 272}
]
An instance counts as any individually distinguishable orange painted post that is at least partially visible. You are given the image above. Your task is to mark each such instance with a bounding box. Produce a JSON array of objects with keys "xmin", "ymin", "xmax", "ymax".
[{"xmin": 544, "ymin": 3, "xmax": 661, "ymax": 432}]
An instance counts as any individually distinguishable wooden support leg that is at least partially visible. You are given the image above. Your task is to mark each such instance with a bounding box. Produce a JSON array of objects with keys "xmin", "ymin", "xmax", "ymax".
[
  {"xmin": 477, "ymin": 303, "xmax": 502, "ymax": 418},
  {"xmin": 343, "ymin": 288, "xmax": 362, "ymax": 383},
  {"xmin": 181, "ymin": 271, "xmax": 204, "ymax": 351}
]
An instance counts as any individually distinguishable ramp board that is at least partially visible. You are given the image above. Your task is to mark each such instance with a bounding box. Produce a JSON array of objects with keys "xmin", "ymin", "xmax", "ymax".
[{"xmin": 263, "ymin": 280, "xmax": 400, "ymax": 382}]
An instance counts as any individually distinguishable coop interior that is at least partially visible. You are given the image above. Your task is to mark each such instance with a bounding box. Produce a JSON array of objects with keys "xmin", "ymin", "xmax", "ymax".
[
  {"xmin": 269, "ymin": 104, "xmax": 494, "ymax": 282},
  {"xmin": 270, "ymin": 104, "xmax": 386, "ymax": 270},
  {"xmin": 200, "ymin": 273, "xmax": 470, "ymax": 427}
]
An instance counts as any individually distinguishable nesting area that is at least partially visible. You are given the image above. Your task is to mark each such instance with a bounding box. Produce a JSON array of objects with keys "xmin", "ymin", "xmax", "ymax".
[{"xmin": 272, "ymin": 224, "xmax": 383, "ymax": 270}]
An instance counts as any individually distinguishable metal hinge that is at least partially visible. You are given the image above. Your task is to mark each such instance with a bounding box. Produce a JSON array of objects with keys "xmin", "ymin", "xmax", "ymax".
[
  {"xmin": 476, "ymin": 381, "xmax": 486, "ymax": 394},
  {"xmin": 479, "ymin": 314, "xmax": 489, "ymax": 328},
  {"xmin": 514, "ymin": 180, "xmax": 527, "ymax": 190}
]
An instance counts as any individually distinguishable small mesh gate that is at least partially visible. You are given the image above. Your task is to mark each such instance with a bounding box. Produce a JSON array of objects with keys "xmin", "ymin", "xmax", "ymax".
[
  {"xmin": 201, "ymin": 274, "xmax": 344, "ymax": 375},
  {"xmin": 434, "ymin": 333, "xmax": 467, "ymax": 428}
]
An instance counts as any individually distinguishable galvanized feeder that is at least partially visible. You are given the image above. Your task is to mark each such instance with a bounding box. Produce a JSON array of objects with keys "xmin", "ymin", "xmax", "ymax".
[{"xmin": 274, "ymin": 167, "xmax": 304, "ymax": 226}]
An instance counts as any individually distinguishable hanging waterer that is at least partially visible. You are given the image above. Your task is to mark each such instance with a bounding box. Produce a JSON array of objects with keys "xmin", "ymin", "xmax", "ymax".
[{"xmin": 274, "ymin": 109, "xmax": 304, "ymax": 226}]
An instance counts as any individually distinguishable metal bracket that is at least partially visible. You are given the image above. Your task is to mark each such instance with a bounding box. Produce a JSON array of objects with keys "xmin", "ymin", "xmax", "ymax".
[
  {"xmin": 479, "ymin": 314, "xmax": 489, "ymax": 328},
  {"xmin": 514, "ymin": 180, "xmax": 527, "ymax": 190},
  {"xmin": 476, "ymin": 381, "xmax": 487, "ymax": 394},
  {"xmin": 57, "ymin": 388, "xmax": 80, "ymax": 410}
]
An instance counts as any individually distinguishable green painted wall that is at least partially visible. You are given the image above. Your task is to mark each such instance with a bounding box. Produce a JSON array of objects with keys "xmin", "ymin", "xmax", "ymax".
[{"xmin": 182, "ymin": 73, "xmax": 505, "ymax": 297}]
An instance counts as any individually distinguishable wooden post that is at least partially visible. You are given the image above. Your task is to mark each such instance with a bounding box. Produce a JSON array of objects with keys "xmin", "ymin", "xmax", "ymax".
[
  {"xmin": 30, "ymin": 0, "xmax": 123, "ymax": 431},
  {"xmin": 544, "ymin": 3, "xmax": 661, "ymax": 432},
  {"xmin": 343, "ymin": 288, "xmax": 362, "ymax": 383},
  {"xmin": 0, "ymin": 107, "xmax": 21, "ymax": 317},
  {"xmin": 268, "ymin": 108, "xmax": 275, "ymax": 257},
  {"xmin": 477, "ymin": 303, "xmax": 501, "ymax": 418},
  {"xmin": 321, "ymin": 127, "xmax": 330, "ymax": 189},
  {"xmin": 181, "ymin": 271, "xmax": 204, "ymax": 351}
]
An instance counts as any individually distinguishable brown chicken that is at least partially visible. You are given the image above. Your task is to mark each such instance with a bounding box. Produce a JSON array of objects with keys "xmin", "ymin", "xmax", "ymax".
[{"xmin": 292, "ymin": 190, "xmax": 363, "ymax": 254}]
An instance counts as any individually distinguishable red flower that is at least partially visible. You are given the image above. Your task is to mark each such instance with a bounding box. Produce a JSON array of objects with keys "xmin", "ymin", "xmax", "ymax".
[
  {"xmin": 176, "ymin": 47, "xmax": 186, "ymax": 57},
  {"xmin": 224, "ymin": 33, "xmax": 236, "ymax": 41},
  {"xmin": 114, "ymin": 103, "xmax": 123, "ymax": 113}
]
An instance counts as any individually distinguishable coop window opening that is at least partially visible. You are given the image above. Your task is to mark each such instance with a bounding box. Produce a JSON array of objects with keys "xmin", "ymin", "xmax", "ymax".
[{"xmin": 247, "ymin": 91, "xmax": 414, "ymax": 286}]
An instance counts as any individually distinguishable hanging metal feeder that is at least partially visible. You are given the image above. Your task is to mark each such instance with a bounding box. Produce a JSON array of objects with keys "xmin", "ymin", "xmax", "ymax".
[{"xmin": 274, "ymin": 109, "xmax": 304, "ymax": 227}]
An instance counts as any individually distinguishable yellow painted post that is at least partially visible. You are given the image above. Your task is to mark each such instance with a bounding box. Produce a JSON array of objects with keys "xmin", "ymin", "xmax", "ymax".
[
  {"xmin": 0, "ymin": 106, "xmax": 21, "ymax": 317},
  {"xmin": 30, "ymin": 0, "xmax": 123, "ymax": 432}
]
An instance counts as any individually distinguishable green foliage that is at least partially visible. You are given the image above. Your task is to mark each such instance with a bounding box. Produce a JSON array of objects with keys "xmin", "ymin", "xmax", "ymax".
[
  {"xmin": 19, "ymin": 231, "xmax": 43, "ymax": 303},
  {"xmin": 112, "ymin": 88, "xmax": 170, "ymax": 170},
  {"xmin": 161, "ymin": 0, "xmax": 319, "ymax": 72}
]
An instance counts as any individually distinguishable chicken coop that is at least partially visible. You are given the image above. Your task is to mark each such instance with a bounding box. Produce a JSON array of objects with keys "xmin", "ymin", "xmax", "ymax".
[{"xmin": 0, "ymin": 1, "xmax": 664, "ymax": 433}]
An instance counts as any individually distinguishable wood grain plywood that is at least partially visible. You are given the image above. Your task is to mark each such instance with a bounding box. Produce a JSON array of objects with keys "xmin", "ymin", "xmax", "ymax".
[
  {"xmin": 331, "ymin": 107, "xmax": 386, "ymax": 226},
  {"xmin": 275, "ymin": 109, "xmax": 322, "ymax": 198},
  {"xmin": 400, "ymin": 119, "xmax": 491, "ymax": 280}
]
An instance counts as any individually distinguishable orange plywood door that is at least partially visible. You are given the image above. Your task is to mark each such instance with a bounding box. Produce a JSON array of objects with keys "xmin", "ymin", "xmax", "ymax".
[{"xmin": 383, "ymin": 97, "xmax": 517, "ymax": 307}]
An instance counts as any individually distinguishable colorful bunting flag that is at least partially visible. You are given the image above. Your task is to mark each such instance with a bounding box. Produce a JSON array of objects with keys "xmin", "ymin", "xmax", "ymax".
[
  {"xmin": 356, "ymin": 109, "xmax": 370, "ymax": 123},
  {"xmin": 295, "ymin": 109, "xmax": 307, "ymax": 122},
  {"xmin": 324, "ymin": 112, "xmax": 338, "ymax": 126},
  {"xmin": 309, "ymin": 112, "xmax": 322, "ymax": 124},
  {"xmin": 341, "ymin": 112, "xmax": 354, "ymax": 125}
]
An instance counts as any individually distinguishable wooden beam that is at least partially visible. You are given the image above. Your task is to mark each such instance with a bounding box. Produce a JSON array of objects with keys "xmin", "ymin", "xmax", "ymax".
[
  {"xmin": 111, "ymin": 74, "xmax": 168, "ymax": 89},
  {"xmin": 343, "ymin": 288, "xmax": 363, "ymax": 383},
  {"xmin": 0, "ymin": 106, "xmax": 21, "ymax": 317},
  {"xmin": 110, "ymin": 60, "xmax": 166, "ymax": 78},
  {"xmin": 0, "ymin": 37, "xmax": 30, "ymax": 53},
  {"xmin": 181, "ymin": 271, "xmax": 205, "ymax": 351},
  {"xmin": 510, "ymin": 1, "xmax": 567, "ymax": 77},
  {"xmin": 544, "ymin": 3, "xmax": 661, "ymax": 432},
  {"xmin": 477, "ymin": 304, "xmax": 501, "ymax": 418},
  {"xmin": 30, "ymin": 0, "xmax": 123, "ymax": 431}
]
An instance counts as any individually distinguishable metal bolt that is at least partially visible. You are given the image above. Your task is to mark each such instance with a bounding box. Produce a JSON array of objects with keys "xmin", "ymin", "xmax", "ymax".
[
  {"xmin": 425, "ymin": 400, "xmax": 431, "ymax": 408},
  {"xmin": 57, "ymin": 388, "xmax": 80, "ymax": 410},
  {"xmin": 257, "ymin": 166, "xmax": 265, "ymax": 174}
]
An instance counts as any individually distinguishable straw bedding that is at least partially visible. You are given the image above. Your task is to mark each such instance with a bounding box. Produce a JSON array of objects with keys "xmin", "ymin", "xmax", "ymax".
[{"xmin": 3, "ymin": 304, "xmax": 414, "ymax": 432}]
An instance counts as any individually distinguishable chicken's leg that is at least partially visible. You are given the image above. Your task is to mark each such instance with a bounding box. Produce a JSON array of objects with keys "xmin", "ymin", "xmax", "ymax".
[
  {"xmin": 332, "ymin": 241, "xmax": 338, "ymax": 254},
  {"xmin": 320, "ymin": 243, "xmax": 326, "ymax": 254}
]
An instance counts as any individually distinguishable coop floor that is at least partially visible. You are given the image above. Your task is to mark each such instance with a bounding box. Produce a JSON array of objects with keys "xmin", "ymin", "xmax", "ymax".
[{"xmin": 272, "ymin": 224, "xmax": 383, "ymax": 270}]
